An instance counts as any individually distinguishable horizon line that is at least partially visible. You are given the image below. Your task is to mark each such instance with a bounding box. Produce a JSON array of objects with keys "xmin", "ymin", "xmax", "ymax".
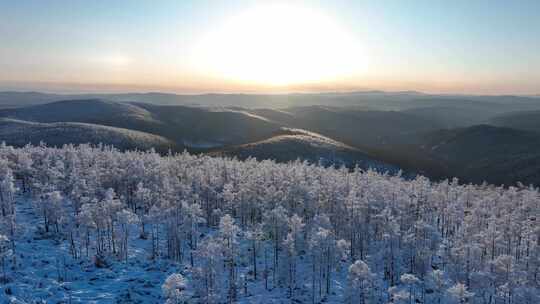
[
  {"xmin": 1, "ymin": 80, "xmax": 539, "ymax": 97},
  {"xmin": 1, "ymin": 89, "xmax": 539, "ymax": 98}
]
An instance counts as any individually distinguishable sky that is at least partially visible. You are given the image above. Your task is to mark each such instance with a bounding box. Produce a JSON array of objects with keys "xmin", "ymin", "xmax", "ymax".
[{"xmin": 1, "ymin": 0, "xmax": 539, "ymax": 95}]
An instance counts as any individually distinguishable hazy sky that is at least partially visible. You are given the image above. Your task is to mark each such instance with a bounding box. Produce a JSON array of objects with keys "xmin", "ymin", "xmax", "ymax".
[{"xmin": 1, "ymin": 0, "xmax": 539, "ymax": 94}]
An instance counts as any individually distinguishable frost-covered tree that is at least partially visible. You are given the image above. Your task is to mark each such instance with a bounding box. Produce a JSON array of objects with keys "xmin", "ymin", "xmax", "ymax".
[
  {"xmin": 347, "ymin": 260, "xmax": 374, "ymax": 304},
  {"xmin": 195, "ymin": 235, "xmax": 223, "ymax": 303},
  {"xmin": 98, "ymin": 188, "xmax": 123, "ymax": 255},
  {"xmin": 426, "ymin": 270, "xmax": 447, "ymax": 304},
  {"xmin": 400, "ymin": 273, "xmax": 420, "ymax": 304},
  {"xmin": 13, "ymin": 151, "xmax": 32, "ymax": 193},
  {"xmin": 0, "ymin": 234, "xmax": 11, "ymax": 282},
  {"xmin": 134, "ymin": 182, "xmax": 152, "ymax": 238},
  {"xmin": 219, "ymin": 214, "xmax": 240, "ymax": 302},
  {"xmin": 117, "ymin": 209, "xmax": 139, "ymax": 262},
  {"xmin": 182, "ymin": 200, "xmax": 205, "ymax": 267},
  {"xmin": 162, "ymin": 273, "xmax": 188, "ymax": 304},
  {"xmin": 309, "ymin": 214, "xmax": 336, "ymax": 301},
  {"xmin": 0, "ymin": 158, "xmax": 16, "ymax": 217},
  {"xmin": 78, "ymin": 202, "xmax": 97, "ymax": 257},
  {"xmin": 283, "ymin": 213, "xmax": 305, "ymax": 297},
  {"xmin": 447, "ymin": 282, "xmax": 474, "ymax": 304},
  {"xmin": 146, "ymin": 204, "xmax": 163, "ymax": 259},
  {"xmin": 36, "ymin": 191, "xmax": 63, "ymax": 233},
  {"xmin": 0, "ymin": 143, "xmax": 537, "ymax": 302},
  {"xmin": 246, "ymin": 223, "xmax": 264, "ymax": 280},
  {"xmin": 263, "ymin": 205, "xmax": 288, "ymax": 288}
]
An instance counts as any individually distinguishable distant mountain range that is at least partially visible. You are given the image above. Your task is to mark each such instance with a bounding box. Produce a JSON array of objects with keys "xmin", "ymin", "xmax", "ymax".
[
  {"xmin": 2, "ymin": 91, "xmax": 540, "ymax": 185},
  {"xmin": 2, "ymin": 90, "xmax": 540, "ymax": 109}
]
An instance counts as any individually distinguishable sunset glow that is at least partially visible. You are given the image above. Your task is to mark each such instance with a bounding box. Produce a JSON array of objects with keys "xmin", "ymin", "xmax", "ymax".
[
  {"xmin": 1, "ymin": 1, "xmax": 539, "ymax": 94},
  {"xmin": 192, "ymin": 4, "xmax": 366, "ymax": 86}
]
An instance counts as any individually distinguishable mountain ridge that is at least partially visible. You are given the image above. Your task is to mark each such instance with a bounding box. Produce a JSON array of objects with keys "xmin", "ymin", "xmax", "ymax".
[{"xmin": 0, "ymin": 118, "xmax": 175, "ymax": 151}]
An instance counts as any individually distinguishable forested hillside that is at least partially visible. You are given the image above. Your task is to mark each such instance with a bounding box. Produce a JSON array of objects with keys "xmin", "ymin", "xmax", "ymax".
[
  {"xmin": 212, "ymin": 127, "xmax": 396, "ymax": 172},
  {"xmin": 0, "ymin": 144, "xmax": 537, "ymax": 303},
  {"xmin": 0, "ymin": 118, "xmax": 175, "ymax": 152},
  {"xmin": 3, "ymin": 97, "xmax": 540, "ymax": 186}
]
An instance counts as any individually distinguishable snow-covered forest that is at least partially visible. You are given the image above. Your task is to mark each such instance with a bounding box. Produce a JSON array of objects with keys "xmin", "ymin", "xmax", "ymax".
[{"xmin": 0, "ymin": 143, "xmax": 538, "ymax": 303}]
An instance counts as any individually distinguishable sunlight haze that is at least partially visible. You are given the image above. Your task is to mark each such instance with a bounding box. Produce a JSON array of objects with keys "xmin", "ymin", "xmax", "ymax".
[{"xmin": 1, "ymin": 0, "xmax": 539, "ymax": 94}]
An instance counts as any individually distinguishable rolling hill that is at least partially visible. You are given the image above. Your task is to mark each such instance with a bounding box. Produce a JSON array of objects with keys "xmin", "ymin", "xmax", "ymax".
[
  {"xmin": 250, "ymin": 106, "xmax": 443, "ymax": 150},
  {"xmin": 0, "ymin": 98, "xmax": 161, "ymax": 137},
  {"xmin": 402, "ymin": 106, "xmax": 492, "ymax": 128},
  {"xmin": 0, "ymin": 99, "xmax": 281, "ymax": 149},
  {"xmin": 133, "ymin": 104, "xmax": 280, "ymax": 148},
  {"xmin": 412, "ymin": 125, "xmax": 540, "ymax": 185},
  {"xmin": 212, "ymin": 128, "xmax": 398, "ymax": 172},
  {"xmin": 0, "ymin": 118, "xmax": 175, "ymax": 151},
  {"xmin": 489, "ymin": 110, "xmax": 540, "ymax": 133}
]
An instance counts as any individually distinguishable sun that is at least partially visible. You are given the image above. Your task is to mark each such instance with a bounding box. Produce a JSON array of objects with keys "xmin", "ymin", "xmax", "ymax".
[{"xmin": 192, "ymin": 4, "xmax": 366, "ymax": 87}]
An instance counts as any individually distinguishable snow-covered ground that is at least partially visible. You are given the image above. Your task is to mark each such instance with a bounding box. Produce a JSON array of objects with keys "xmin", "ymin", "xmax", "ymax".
[
  {"xmin": 5, "ymin": 196, "xmax": 352, "ymax": 303},
  {"xmin": 5, "ymin": 197, "xmax": 177, "ymax": 303}
]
